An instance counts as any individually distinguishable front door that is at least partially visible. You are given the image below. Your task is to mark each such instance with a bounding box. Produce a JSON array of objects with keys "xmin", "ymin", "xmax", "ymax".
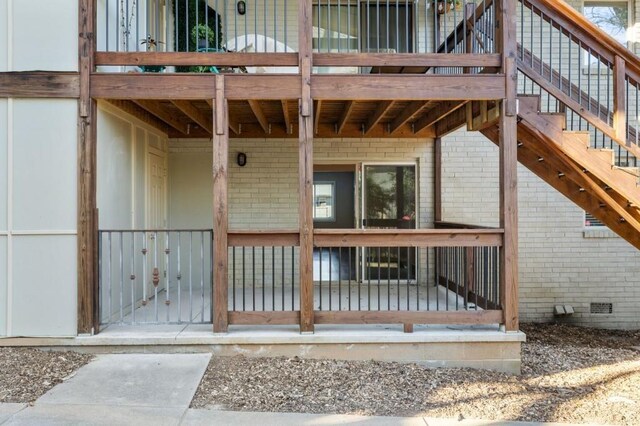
[
  {"xmin": 313, "ymin": 171, "xmax": 356, "ymax": 281},
  {"xmin": 362, "ymin": 164, "xmax": 417, "ymax": 281}
]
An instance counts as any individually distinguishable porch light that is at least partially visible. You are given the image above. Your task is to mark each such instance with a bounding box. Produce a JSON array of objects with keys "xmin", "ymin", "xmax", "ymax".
[
  {"xmin": 237, "ymin": 1, "xmax": 246, "ymax": 15},
  {"xmin": 237, "ymin": 152, "xmax": 247, "ymax": 167}
]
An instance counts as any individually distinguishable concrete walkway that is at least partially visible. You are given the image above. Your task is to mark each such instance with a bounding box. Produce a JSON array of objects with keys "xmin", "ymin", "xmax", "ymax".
[{"xmin": 0, "ymin": 354, "xmax": 594, "ymax": 426}]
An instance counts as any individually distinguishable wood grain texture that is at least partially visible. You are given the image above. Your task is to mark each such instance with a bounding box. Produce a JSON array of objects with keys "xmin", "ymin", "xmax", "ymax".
[
  {"xmin": 313, "ymin": 229, "xmax": 503, "ymax": 248},
  {"xmin": 77, "ymin": 0, "xmax": 97, "ymax": 334},
  {"xmin": 314, "ymin": 310, "xmax": 503, "ymax": 325},
  {"xmin": 0, "ymin": 72, "xmax": 80, "ymax": 98},
  {"xmin": 171, "ymin": 100, "xmax": 212, "ymax": 134},
  {"xmin": 95, "ymin": 52, "xmax": 298, "ymax": 66},
  {"xmin": 229, "ymin": 311, "xmax": 300, "ymax": 325},
  {"xmin": 311, "ymin": 75, "xmax": 506, "ymax": 100},
  {"xmin": 213, "ymin": 75, "xmax": 229, "ymax": 333},
  {"xmin": 313, "ymin": 53, "xmax": 502, "ymax": 68},
  {"xmin": 228, "ymin": 230, "xmax": 300, "ymax": 247}
]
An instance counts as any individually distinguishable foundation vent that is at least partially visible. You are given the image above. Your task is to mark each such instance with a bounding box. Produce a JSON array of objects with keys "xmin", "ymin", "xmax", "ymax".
[{"xmin": 590, "ymin": 302, "xmax": 613, "ymax": 314}]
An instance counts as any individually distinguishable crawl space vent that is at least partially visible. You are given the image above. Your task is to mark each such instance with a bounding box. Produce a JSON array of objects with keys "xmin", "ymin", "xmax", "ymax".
[{"xmin": 590, "ymin": 302, "xmax": 613, "ymax": 314}]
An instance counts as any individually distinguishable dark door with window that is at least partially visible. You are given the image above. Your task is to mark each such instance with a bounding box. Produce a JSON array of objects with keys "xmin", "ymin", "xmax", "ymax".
[{"xmin": 313, "ymin": 171, "xmax": 356, "ymax": 281}]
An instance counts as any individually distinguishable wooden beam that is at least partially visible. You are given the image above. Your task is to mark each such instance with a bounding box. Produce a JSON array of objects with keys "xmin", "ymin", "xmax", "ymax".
[
  {"xmin": 95, "ymin": 52, "xmax": 299, "ymax": 67},
  {"xmin": 389, "ymin": 101, "xmax": 429, "ymax": 134},
  {"xmin": 434, "ymin": 138, "xmax": 442, "ymax": 223},
  {"xmin": 498, "ymin": 0, "xmax": 519, "ymax": 332},
  {"xmin": 337, "ymin": 101, "xmax": 355, "ymax": 135},
  {"xmin": 213, "ymin": 75, "xmax": 229, "ymax": 333},
  {"xmin": 171, "ymin": 100, "xmax": 212, "ymax": 134},
  {"xmin": 229, "ymin": 311, "xmax": 300, "ymax": 325},
  {"xmin": 91, "ymin": 74, "xmax": 302, "ymax": 100},
  {"xmin": 133, "ymin": 100, "xmax": 189, "ymax": 135},
  {"xmin": 613, "ymin": 55, "xmax": 627, "ymax": 142},
  {"xmin": 314, "ymin": 310, "xmax": 503, "ymax": 325},
  {"xmin": 313, "ymin": 53, "xmax": 502, "ymax": 68},
  {"xmin": 311, "ymin": 75, "xmax": 506, "ymax": 100},
  {"xmin": 414, "ymin": 101, "xmax": 467, "ymax": 133},
  {"xmin": 313, "ymin": 229, "xmax": 503, "ymax": 248},
  {"xmin": 0, "ymin": 72, "xmax": 80, "ymax": 98},
  {"xmin": 77, "ymin": 0, "xmax": 97, "ymax": 334},
  {"xmin": 314, "ymin": 100, "xmax": 323, "ymax": 134},
  {"xmin": 207, "ymin": 98, "xmax": 239, "ymax": 135},
  {"xmin": 247, "ymin": 100, "xmax": 270, "ymax": 134},
  {"xmin": 299, "ymin": 0, "xmax": 314, "ymax": 334},
  {"xmin": 364, "ymin": 101, "xmax": 395, "ymax": 135},
  {"xmin": 281, "ymin": 100, "xmax": 292, "ymax": 134}
]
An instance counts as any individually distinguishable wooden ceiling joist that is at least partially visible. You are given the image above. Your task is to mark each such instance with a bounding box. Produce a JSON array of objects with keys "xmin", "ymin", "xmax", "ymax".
[
  {"xmin": 337, "ymin": 101, "xmax": 356, "ymax": 135},
  {"xmin": 133, "ymin": 99, "xmax": 189, "ymax": 135},
  {"xmin": 389, "ymin": 101, "xmax": 430, "ymax": 134},
  {"xmin": 413, "ymin": 100, "xmax": 468, "ymax": 134},
  {"xmin": 364, "ymin": 101, "xmax": 395, "ymax": 135},
  {"xmin": 281, "ymin": 100, "xmax": 292, "ymax": 134},
  {"xmin": 248, "ymin": 99, "xmax": 269, "ymax": 134},
  {"xmin": 171, "ymin": 100, "xmax": 212, "ymax": 134}
]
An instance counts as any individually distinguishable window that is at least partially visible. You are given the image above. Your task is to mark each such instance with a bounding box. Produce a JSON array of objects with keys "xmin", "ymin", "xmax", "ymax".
[
  {"xmin": 312, "ymin": 3, "xmax": 413, "ymax": 53},
  {"xmin": 585, "ymin": 211, "xmax": 605, "ymax": 228},
  {"xmin": 313, "ymin": 182, "xmax": 336, "ymax": 221},
  {"xmin": 584, "ymin": 2, "xmax": 630, "ymax": 46}
]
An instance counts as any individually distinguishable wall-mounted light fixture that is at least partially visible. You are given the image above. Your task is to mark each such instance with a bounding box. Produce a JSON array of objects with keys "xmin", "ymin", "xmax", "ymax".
[
  {"xmin": 237, "ymin": 152, "xmax": 247, "ymax": 167},
  {"xmin": 237, "ymin": 1, "xmax": 246, "ymax": 15}
]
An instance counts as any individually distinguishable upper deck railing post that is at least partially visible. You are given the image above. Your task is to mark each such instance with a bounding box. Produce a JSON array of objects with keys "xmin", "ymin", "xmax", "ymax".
[
  {"xmin": 213, "ymin": 75, "xmax": 229, "ymax": 333},
  {"xmin": 497, "ymin": 0, "xmax": 519, "ymax": 332},
  {"xmin": 299, "ymin": 0, "xmax": 314, "ymax": 333}
]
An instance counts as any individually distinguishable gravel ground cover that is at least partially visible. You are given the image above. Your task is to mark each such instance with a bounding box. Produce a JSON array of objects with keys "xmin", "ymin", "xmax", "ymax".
[
  {"xmin": 192, "ymin": 323, "xmax": 640, "ymax": 425},
  {"xmin": 0, "ymin": 348, "xmax": 93, "ymax": 403}
]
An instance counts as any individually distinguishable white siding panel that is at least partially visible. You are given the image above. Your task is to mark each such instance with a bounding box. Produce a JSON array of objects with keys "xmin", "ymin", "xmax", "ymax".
[
  {"xmin": 12, "ymin": 0, "xmax": 78, "ymax": 71},
  {"xmin": 97, "ymin": 108, "xmax": 133, "ymax": 229},
  {"xmin": 0, "ymin": 236, "xmax": 6, "ymax": 336},
  {"xmin": 169, "ymin": 151, "xmax": 213, "ymax": 229},
  {"xmin": 12, "ymin": 100, "xmax": 77, "ymax": 231},
  {"xmin": 11, "ymin": 235, "xmax": 77, "ymax": 336},
  {"xmin": 0, "ymin": 100, "xmax": 7, "ymax": 231},
  {"xmin": 0, "ymin": 1, "xmax": 7, "ymax": 72}
]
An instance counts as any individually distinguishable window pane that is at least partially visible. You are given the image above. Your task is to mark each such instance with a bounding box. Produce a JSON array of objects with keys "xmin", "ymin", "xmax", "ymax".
[
  {"xmin": 584, "ymin": 3, "xmax": 628, "ymax": 45},
  {"xmin": 313, "ymin": 182, "xmax": 335, "ymax": 221},
  {"xmin": 312, "ymin": 5, "xmax": 359, "ymax": 51}
]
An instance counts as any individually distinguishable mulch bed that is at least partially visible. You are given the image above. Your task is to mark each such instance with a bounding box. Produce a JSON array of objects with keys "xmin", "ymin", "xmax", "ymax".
[
  {"xmin": 0, "ymin": 348, "xmax": 93, "ymax": 403},
  {"xmin": 191, "ymin": 323, "xmax": 640, "ymax": 425}
]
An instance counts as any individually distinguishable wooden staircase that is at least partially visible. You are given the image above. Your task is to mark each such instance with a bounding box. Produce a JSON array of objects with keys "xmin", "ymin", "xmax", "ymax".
[{"xmin": 480, "ymin": 95, "xmax": 640, "ymax": 250}]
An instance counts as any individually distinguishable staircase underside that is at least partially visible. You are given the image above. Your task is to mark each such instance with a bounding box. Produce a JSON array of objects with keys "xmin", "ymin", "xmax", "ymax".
[{"xmin": 479, "ymin": 96, "xmax": 640, "ymax": 250}]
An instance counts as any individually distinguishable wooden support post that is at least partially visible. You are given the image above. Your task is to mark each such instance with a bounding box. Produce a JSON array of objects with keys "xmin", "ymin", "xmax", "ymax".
[
  {"xmin": 434, "ymin": 138, "xmax": 442, "ymax": 223},
  {"xmin": 613, "ymin": 55, "xmax": 627, "ymax": 143},
  {"xmin": 498, "ymin": 0, "xmax": 519, "ymax": 331},
  {"xmin": 465, "ymin": 247, "xmax": 475, "ymax": 304},
  {"xmin": 299, "ymin": 0, "xmax": 314, "ymax": 333},
  {"xmin": 213, "ymin": 75, "xmax": 229, "ymax": 333},
  {"xmin": 403, "ymin": 323, "xmax": 414, "ymax": 333},
  {"xmin": 78, "ymin": 0, "xmax": 98, "ymax": 334}
]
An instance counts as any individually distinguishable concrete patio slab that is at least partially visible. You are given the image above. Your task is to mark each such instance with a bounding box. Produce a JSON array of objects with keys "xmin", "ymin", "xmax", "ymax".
[
  {"xmin": 0, "ymin": 404, "xmax": 26, "ymax": 424},
  {"xmin": 4, "ymin": 404, "xmax": 184, "ymax": 426},
  {"xmin": 36, "ymin": 354, "xmax": 211, "ymax": 408}
]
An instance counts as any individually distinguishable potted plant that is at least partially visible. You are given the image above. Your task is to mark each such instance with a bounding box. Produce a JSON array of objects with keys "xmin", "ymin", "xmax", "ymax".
[
  {"xmin": 191, "ymin": 24, "xmax": 222, "ymax": 73},
  {"xmin": 139, "ymin": 35, "xmax": 165, "ymax": 73},
  {"xmin": 435, "ymin": 0, "xmax": 461, "ymax": 14},
  {"xmin": 192, "ymin": 24, "xmax": 219, "ymax": 50}
]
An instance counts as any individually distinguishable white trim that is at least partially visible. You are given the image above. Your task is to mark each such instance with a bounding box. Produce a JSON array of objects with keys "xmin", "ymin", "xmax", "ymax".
[
  {"xmin": 8, "ymin": 230, "xmax": 78, "ymax": 236},
  {"xmin": 6, "ymin": 98, "xmax": 12, "ymax": 336},
  {"xmin": 7, "ymin": 0, "xmax": 12, "ymax": 71},
  {"xmin": 98, "ymin": 101, "xmax": 167, "ymax": 140}
]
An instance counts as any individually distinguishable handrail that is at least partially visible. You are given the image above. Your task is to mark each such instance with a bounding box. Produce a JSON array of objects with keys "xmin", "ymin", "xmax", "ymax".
[
  {"xmin": 527, "ymin": 0, "xmax": 640, "ymax": 81},
  {"xmin": 436, "ymin": 0, "xmax": 495, "ymax": 54},
  {"xmin": 518, "ymin": 0, "xmax": 640, "ymax": 162}
]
